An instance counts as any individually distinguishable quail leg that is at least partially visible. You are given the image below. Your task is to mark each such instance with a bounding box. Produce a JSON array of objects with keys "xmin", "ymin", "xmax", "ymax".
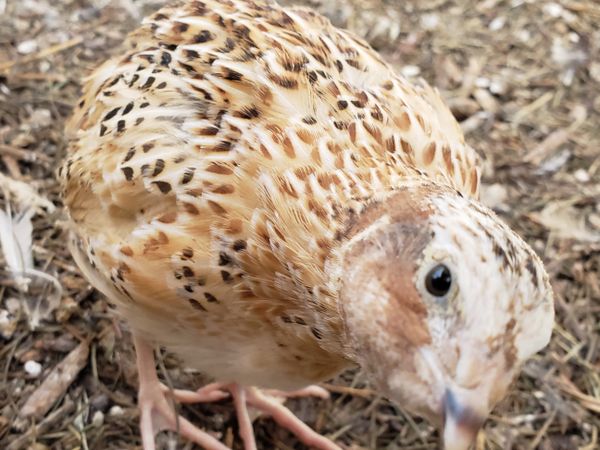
[
  {"xmin": 165, "ymin": 382, "xmax": 340, "ymax": 450},
  {"xmin": 245, "ymin": 386, "xmax": 342, "ymax": 450},
  {"xmin": 135, "ymin": 336, "xmax": 339, "ymax": 450},
  {"xmin": 133, "ymin": 335, "xmax": 230, "ymax": 450}
]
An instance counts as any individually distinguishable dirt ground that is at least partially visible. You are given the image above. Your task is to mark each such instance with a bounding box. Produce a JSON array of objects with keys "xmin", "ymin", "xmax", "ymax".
[{"xmin": 0, "ymin": 0, "xmax": 599, "ymax": 449}]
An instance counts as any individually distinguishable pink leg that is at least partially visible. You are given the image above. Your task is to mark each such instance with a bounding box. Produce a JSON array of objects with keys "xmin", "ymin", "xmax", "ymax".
[
  {"xmin": 232, "ymin": 384, "xmax": 257, "ymax": 450},
  {"xmin": 264, "ymin": 385, "xmax": 331, "ymax": 400},
  {"xmin": 166, "ymin": 382, "xmax": 340, "ymax": 450},
  {"xmin": 134, "ymin": 336, "xmax": 339, "ymax": 450},
  {"xmin": 246, "ymin": 387, "xmax": 342, "ymax": 450},
  {"xmin": 162, "ymin": 381, "xmax": 231, "ymax": 403},
  {"xmin": 134, "ymin": 335, "xmax": 230, "ymax": 450}
]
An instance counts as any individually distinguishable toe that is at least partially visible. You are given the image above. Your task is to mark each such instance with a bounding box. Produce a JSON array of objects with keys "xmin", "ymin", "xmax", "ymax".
[
  {"xmin": 265, "ymin": 385, "xmax": 331, "ymax": 400},
  {"xmin": 162, "ymin": 384, "xmax": 231, "ymax": 403}
]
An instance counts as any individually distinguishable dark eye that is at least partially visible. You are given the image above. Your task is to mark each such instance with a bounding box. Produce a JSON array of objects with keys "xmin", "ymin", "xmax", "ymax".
[{"xmin": 425, "ymin": 264, "xmax": 452, "ymax": 297}]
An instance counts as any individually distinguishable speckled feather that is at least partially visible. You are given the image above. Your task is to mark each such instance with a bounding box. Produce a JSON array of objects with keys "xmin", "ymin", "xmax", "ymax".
[{"xmin": 61, "ymin": 0, "xmax": 537, "ymax": 395}]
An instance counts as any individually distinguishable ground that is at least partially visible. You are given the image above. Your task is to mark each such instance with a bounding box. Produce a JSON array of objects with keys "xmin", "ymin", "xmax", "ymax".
[{"xmin": 0, "ymin": 0, "xmax": 599, "ymax": 449}]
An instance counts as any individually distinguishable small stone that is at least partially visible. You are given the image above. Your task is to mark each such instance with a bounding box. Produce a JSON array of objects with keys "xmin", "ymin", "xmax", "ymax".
[
  {"xmin": 533, "ymin": 390, "xmax": 545, "ymax": 399},
  {"xmin": 573, "ymin": 169, "xmax": 590, "ymax": 183},
  {"xmin": 543, "ymin": 3, "xmax": 563, "ymax": 18},
  {"xmin": 475, "ymin": 77, "xmax": 490, "ymax": 88},
  {"xmin": 570, "ymin": 104, "xmax": 587, "ymax": 123},
  {"xmin": 489, "ymin": 79, "xmax": 507, "ymax": 95},
  {"xmin": 401, "ymin": 65, "xmax": 420, "ymax": 78},
  {"xmin": 421, "ymin": 14, "xmax": 439, "ymax": 30},
  {"xmin": 91, "ymin": 410, "xmax": 104, "ymax": 427},
  {"xmin": 39, "ymin": 60, "xmax": 51, "ymax": 73},
  {"xmin": 561, "ymin": 68, "xmax": 575, "ymax": 86},
  {"xmin": 109, "ymin": 405, "xmax": 124, "ymax": 416},
  {"xmin": 589, "ymin": 62, "xmax": 600, "ymax": 83},
  {"xmin": 488, "ymin": 16, "xmax": 505, "ymax": 31},
  {"xmin": 24, "ymin": 360, "xmax": 42, "ymax": 377},
  {"xmin": 516, "ymin": 29, "xmax": 531, "ymax": 43},
  {"xmin": 589, "ymin": 214, "xmax": 600, "ymax": 230},
  {"xmin": 30, "ymin": 109, "xmax": 53, "ymax": 128},
  {"xmin": 17, "ymin": 39, "xmax": 38, "ymax": 54}
]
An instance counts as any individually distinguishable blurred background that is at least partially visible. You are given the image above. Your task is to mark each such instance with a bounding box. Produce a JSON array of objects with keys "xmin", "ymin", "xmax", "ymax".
[{"xmin": 0, "ymin": 0, "xmax": 599, "ymax": 449}]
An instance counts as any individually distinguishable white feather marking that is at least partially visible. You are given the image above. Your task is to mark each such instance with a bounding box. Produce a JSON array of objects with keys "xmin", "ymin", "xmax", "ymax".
[{"xmin": 317, "ymin": 137, "xmax": 336, "ymax": 168}]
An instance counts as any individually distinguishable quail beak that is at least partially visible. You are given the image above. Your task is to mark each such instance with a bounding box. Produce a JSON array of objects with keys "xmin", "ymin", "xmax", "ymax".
[{"xmin": 442, "ymin": 388, "xmax": 487, "ymax": 450}]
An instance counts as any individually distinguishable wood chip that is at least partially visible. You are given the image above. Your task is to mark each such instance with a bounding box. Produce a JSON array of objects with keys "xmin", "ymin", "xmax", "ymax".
[
  {"xmin": 18, "ymin": 340, "xmax": 89, "ymax": 421},
  {"xmin": 8, "ymin": 398, "xmax": 75, "ymax": 450},
  {"xmin": 524, "ymin": 128, "xmax": 572, "ymax": 164}
]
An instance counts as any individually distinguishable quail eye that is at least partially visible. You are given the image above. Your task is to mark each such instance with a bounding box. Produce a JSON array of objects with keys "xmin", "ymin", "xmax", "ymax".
[{"xmin": 425, "ymin": 264, "xmax": 452, "ymax": 297}]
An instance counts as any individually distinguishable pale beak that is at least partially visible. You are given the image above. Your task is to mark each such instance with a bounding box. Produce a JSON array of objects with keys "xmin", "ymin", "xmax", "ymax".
[{"xmin": 442, "ymin": 388, "xmax": 486, "ymax": 450}]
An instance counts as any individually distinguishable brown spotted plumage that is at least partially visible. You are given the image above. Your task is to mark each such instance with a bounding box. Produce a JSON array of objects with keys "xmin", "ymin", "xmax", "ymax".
[{"xmin": 61, "ymin": 1, "xmax": 554, "ymax": 450}]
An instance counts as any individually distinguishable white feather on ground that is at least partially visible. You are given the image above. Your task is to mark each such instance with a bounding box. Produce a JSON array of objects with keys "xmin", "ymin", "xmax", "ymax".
[{"xmin": 0, "ymin": 181, "xmax": 61, "ymax": 329}]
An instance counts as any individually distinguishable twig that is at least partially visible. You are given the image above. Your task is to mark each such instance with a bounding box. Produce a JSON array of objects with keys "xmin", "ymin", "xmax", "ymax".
[
  {"xmin": 0, "ymin": 144, "xmax": 52, "ymax": 163},
  {"xmin": 527, "ymin": 409, "xmax": 556, "ymax": 450},
  {"xmin": 6, "ymin": 72, "xmax": 68, "ymax": 82},
  {"xmin": 0, "ymin": 37, "xmax": 84, "ymax": 73},
  {"xmin": 319, "ymin": 382, "xmax": 375, "ymax": 399},
  {"xmin": 17, "ymin": 340, "xmax": 90, "ymax": 423},
  {"xmin": 1, "ymin": 156, "xmax": 22, "ymax": 180},
  {"xmin": 511, "ymin": 92, "xmax": 554, "ymax": 127},
  {"xmin": 556, "ymin": 376, "xmax": 600, "ymax": 414},
  {"xmin": 7, "ymin": 398, "xmax": 76, "ymax": 450}
]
